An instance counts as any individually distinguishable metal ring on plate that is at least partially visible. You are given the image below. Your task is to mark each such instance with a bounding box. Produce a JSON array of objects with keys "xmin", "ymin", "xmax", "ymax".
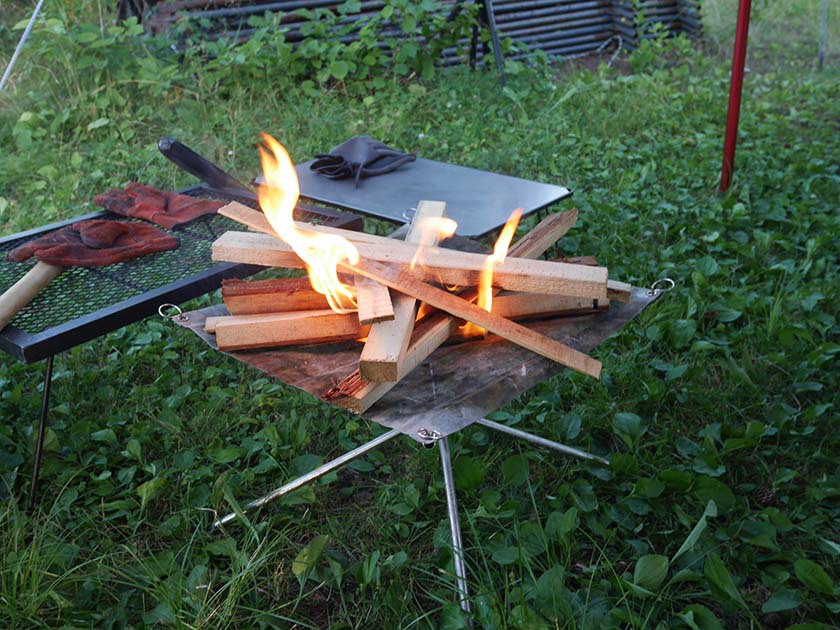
[
  {"xmin": 417, "ymin": 427, "xmax": 443, "ymax": 444},
  {"xmin": 158, "ymin": 303, "xmax": 189, "ymax": 322},
  {"xmin": 647, "ymin": 277, "xmax": 675, "ymax": 297},
  {"xmin": 402, "ymin": 207, "xmax": 417, "ymax": 222}
]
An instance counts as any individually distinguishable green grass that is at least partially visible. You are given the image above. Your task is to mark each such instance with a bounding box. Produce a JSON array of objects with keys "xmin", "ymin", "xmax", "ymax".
[{"xmin": 1, "ymin": 0, "xmax": 839, "ymax": 627}]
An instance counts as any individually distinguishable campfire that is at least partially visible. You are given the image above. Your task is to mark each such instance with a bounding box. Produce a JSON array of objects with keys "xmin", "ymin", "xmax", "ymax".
[{"xmin": 209, "ymin": 134, "xmax": 632, "ymax": 413}]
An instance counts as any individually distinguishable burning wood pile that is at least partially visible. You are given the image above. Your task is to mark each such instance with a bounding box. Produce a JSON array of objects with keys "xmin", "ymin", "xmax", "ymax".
[{"xmin": 208, "ymin": 135, "xmax": 632, "ymax": 413}]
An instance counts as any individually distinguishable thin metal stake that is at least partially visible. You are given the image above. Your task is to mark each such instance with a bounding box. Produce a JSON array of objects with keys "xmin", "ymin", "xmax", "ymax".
[
  {"xmin": 477, "ymin": 417, "xmax": 610, "ymax": 466},
  {"xmin": 28, "ymin": 353, "xmax": 54, "ymax": 512},
  {"xmin": 439, "ymin": 437, "xmax": 471, "ymax": 615},
  {"xmin": 819, "ymin": 0, "xmax": 829, "ymax": 68},
  {"xmin": 0, "ymin": 0, "xmax": 47, "ymax": 92},
  {"xmin": 483, "ymin": 0, "xmax": 507, "ymax": 87},
  {"xmin": 213, "ymin": 428, "xmax": 401, "ymax": 528}
]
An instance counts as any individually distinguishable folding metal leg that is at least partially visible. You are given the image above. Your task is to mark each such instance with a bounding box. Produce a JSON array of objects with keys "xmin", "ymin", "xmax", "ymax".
[
  {"xmin": 28, "ymin": 354, "xmax": 54, "ymax": 512},
  {"xmin": 439, "ymin": 436, "xmax": 471, "ymax": 615},
  {"xmin": 213, "ymin": 428, "xmax": 401, "ymax": 528},
  {"xmin": 477, "ymin": 417, "xmax": 610, "ymax": 466}
]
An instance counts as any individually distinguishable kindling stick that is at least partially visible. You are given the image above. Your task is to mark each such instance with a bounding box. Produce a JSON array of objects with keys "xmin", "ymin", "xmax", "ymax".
[
  {"xmin": 213, "ymin": 230, "xmax": 608, "ymax": 299},
  {"xmin": 359, "ymin": 200, "xmax": 448, "ymax": 382}
]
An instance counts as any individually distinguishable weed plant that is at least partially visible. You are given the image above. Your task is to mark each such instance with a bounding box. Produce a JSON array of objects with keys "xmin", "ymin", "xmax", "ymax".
[{"xmin": 1, "ymin": 0, "xmax": 839, "ymax": 627}]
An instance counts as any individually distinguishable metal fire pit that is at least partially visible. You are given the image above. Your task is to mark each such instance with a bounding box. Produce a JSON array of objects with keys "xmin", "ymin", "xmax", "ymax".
[{"xmin": 172, "ymin": 279, "xmax": 668, "ymax": 615}]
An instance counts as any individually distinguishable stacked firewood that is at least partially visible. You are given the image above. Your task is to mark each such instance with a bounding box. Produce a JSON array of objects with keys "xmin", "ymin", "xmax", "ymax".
[{"xmin": 208, "ymin": 201, "xmax": 631, "ymax": 413}]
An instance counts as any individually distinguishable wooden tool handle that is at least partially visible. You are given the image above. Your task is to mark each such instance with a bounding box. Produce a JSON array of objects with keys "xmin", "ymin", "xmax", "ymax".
[{"xmin": 0, "ymin": 261, "xmax": 64, "ymax": 330}]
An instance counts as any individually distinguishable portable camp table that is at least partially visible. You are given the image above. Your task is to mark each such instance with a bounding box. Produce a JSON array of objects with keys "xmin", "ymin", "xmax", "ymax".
[{"xmin": 173, "ymin": 282, "xmax": 666, "ymax": 614}]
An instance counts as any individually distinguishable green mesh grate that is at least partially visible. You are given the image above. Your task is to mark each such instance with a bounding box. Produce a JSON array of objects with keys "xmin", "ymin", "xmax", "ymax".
[
  {"xmin": 0, "ymin": 212, "xmax": 245, "ymax": 335},
  {"xmin": 0, "ymin": 186, "xmax": 265, "ymax": 335}
]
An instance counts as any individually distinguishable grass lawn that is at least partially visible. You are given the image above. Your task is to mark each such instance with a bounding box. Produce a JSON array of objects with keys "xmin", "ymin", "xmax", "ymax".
[{"xmin": 1, "ymin": 0, "xmax": 839, "ymax": 627}]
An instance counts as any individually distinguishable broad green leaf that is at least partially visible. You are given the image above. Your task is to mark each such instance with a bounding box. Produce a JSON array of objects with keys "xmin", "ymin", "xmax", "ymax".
[
  {"xmin": 696, "ymin": 256, "xmax": 719, "ymax": 276},
  {"xmin": 136, "ymin": 477, "xmax": 166, "ymax": 510},
  {"xmin": 358, "ymin": 550, "xmax": 380, "ymax": 588},
  {"xmin": 659, "ymin": 469, "xmax": 693, "ymax": 491},
  {"xmin": 677, "ymin": 604, "xmax": 723, "ymax": 630},
  {"xmin": 818, "ymin": 537, "xmax": 840, "ymax": 557},
  {"xmin": 453, "ymin": 456, "xmax": 484, "ymax": 492},
  {"xmin": 510, "ymin": 604, "xmax": 547, "ymax": 629},
  {"xmin": 633, "ymin": 555, "xmax": 669, "ymax": 590},
  {"xmin": 692, "ymin": 452, "xmax": 725, "ymax": 477},
  {"xmin": 143, "ymin": 603, "xmax": 174, "ymax": 625},
  {"xmin": 761, "ymin": 586, "xmax": 803, "ymax": 613},
  {"xmin": 501, "ymin": 454, "xmax": 529, "ymax": 486},
  {"xmin": 327, "ymin": 556, "xmax": 344, "ymax": 587},
  {"xmin": 610, "ymin": 453, "xmax": 639, "ymax": 476},
  {"xmin": 635, "ymin": 478, "xmax": 665, "ymax": 498},
  {"xmin": 86, "ymin": 117, "xmax": 110, "ymax": 131},
  {"xmin": 672, "ymin": 500, "xmax": 718, "ymax": 562},
  {"xmin": 291, "ymin": 453, "xmax": 324, "ymax": 476},
  {"xmin": 669, "ymin": 319, "xmax": 697, "ymax": 348},
  {"xmin": 292, "ymin": 535, "xmax": 328, "ymax": 582},
  {"xmin": 794, "ymin": 558, "xmax": 835, "ymax": 595},
  {"xmin": 91, "ymin": 428, "xmax": 117, "ymax": 445},
  {"xmin": 439, "ymin": 602, "xmax": 469, "ymax": 630},
  {"xmin": 519, "ymin": 521, "xmax": 548, "ymax": 557},
  {"xmin": 693, "ymin": 476, "xmax": 736, "ymax": 512},
  {"xmin": 491, "ymin": 546, "xmax": 519, "ymax": 565},
  {"xmin": 546, "ymin": 507, "xmax": 578, "ymax": 539},
  {"xmin": 571, "ymin": 479, "xmax": 598, "ymax": 512},
  {"xmin": 704, "ymin": 553, "xmax": 747, "ymax": 610},
  {"xmin": 210, "ymin": 446, "xmax": 246, "ymax": 464},
  {"xmin": 125, "ymin": 438, "xmax": 142, "ymax": 461},
  {"xmin": 612, "ymin": 412, "xmax": 646, "ymax": 447},
  {"xmin": 329, "ymin": 60, "xmax": 350, "ymax": 80}
]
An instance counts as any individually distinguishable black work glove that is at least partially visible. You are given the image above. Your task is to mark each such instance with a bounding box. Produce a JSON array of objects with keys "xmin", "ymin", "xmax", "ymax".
[{"xmin": 310, "ymin": 136, "xmax": 416, "ymax": 187}]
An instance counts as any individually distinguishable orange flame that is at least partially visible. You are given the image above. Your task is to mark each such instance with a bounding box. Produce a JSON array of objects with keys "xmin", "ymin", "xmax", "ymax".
[
  {"xmin": 463, "ymin": 208, "xmax": 522, "ymax": 336},
  {"xmin": 410, "ymin": 216, "xmax": 458, "ymax": 270},
  {"xmin": 257, "ymin": 133, "xmax": 359, "ymax": 313}
]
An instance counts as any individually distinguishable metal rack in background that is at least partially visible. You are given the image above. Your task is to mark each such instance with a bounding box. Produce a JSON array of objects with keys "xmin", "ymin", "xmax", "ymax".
[{"xmin": 140, "ymin": 0, "xmax": 703, "ymax": 66}]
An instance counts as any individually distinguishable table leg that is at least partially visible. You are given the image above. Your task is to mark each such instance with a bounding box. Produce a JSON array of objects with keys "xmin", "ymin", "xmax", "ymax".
[
  {"xmin": 477, "ymin": 417, "xmax": 610, "ymax": 466},
  {"xmin": 213, "ymin": 428, "xmax": 401, "ymax": 528},
  {"xmin": 439, "ymin": 436, "xmax": 472, "ymax": 615},
  {"xmin": 28, "ymin": 354, "xmax": 54, "ymax": 512}
]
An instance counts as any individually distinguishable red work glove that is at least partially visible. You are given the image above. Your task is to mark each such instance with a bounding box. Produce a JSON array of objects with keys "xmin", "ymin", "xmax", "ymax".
[
  {"xmin": 93, "ymin": 183, "xmax": 224, "ymax": 229},
  {"xmin": 7, "ymin": 219, "xmax": 180, "ymax": 267}
]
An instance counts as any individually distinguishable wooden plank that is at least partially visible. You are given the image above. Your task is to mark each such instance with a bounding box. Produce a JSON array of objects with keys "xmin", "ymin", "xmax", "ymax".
[
  {"xmin": 355, "ymin": 277, "xmax": 394, "ymax": 325},
  {"xmin": 607, "ymin": 279, "xmax": 632, "ymax": 303},
  {"xmin": 511, "ymin": 208, "xmax": 578, "ymax": 258},
  {"xmin": 345, "ymin": 258, "xmax": 602, "ymax": 379},
  {"xmin": 357, "ymin": 293, "xmax": 419, "ymax": 382},
  {"xmin": 212, "ymin": 229, "xmax": 608, "ymax": 299},
  {"xmin": 490, "ymin": 293, "xmax": 610, "ymax": 320},
  {"xmin": 221, "ymin": 277, "xmax": 329, "ymax": 315},
  {"xmin": 218, "ymin": 201, "xmax": 384, "ymax": 245},
  {"xmin": 326, "ymin": 209, "xmax": 583, "ymax": 412},
  {"xmin": 212, "ymin": 310, "xmax": 366, "ymax": 351},
  {"xmin": 359, "ymin": 200, "xmax": 448, "ymax": 382}
]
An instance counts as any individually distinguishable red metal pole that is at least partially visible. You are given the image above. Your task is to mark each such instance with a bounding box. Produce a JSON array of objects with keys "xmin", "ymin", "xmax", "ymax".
[{"xmin": 719, "ymin": 0, "xmax": 752, "ymax": 193}]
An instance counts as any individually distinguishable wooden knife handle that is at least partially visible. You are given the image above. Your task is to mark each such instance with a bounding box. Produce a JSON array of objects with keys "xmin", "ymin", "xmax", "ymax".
[{"xmin": 0, "ymin": 261, "xmax": 64, "ymax": 331}]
